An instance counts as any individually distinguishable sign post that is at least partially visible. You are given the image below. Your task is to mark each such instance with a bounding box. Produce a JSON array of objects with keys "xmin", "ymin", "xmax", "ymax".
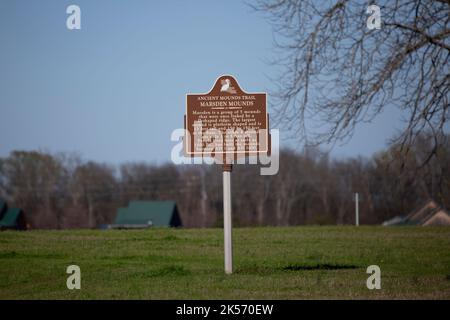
[
  {"xmin": 222, "ymin": 164, "xmax": 233, "ymax": 274},
  {"xmin": 355, "ymin": 193, "xmax": 359, "ymax": 226},
  {"xmin": 185, "ymin": 75, "xmax": 270, "ymax": 274}
]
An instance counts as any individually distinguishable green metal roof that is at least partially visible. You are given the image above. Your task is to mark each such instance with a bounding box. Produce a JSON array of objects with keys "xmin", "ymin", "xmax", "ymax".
[
  {"xmin": 0, "ymin": 200, "xmax": 6, "ymax": 219},
  {"xmin": 115, "ymin": 201, "xmax": 178, "ymax": 227},
  {"xmin": 0, "ymin": 208, "xmax": 22, "ymax": 227}
]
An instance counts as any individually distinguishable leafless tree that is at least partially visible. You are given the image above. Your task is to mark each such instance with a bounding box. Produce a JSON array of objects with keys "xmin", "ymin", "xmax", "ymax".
[
  {"xmin": 71, "ymin": 161, "xmax": 117, "ymax": 228},
  {"xmin": 254, "ymin": 0, "xmax": 449, "ymax": 161},
  {"xmin": 0, "ymin": 151, "xmax": 68, "ymax": 228},
  {"xmin": 1, "ymin": 135, "xmax": 449, "ymax": 228}
]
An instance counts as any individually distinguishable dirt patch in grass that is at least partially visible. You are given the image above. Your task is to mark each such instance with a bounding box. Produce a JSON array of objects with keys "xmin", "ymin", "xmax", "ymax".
[
  {"xmin": 149, "ymin": 265, "xmax": 191, "ymax": 277},
  {"xmin": 235, "ymin": 265, "xmax": 274, "ymax": 275},
  {"xmin": 162, "ymin": 235, "xmax": 181, "ymax": 241}
]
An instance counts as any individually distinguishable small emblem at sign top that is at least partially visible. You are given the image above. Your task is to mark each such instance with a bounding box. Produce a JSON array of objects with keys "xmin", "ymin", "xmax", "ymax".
[{"xmin": 220, "ymin": 79, "xmax": 237, "ymax": 94}]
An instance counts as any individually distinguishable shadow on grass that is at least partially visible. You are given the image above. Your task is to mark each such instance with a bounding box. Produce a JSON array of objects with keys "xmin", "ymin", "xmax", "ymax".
[
  {"xmin": 235, "ymin": 263, "xmax": 359, "ymax": 275},
  {"xmin": 282, "ymin": 263, "xmax": 359, "ymax": 271},
  {"xmin": 0, "ymin": 251, "xmax": 66, "ymax": 259},
  {"xmin": 130, "ymin": 265, "xmax": 191, "ymax": 279}
]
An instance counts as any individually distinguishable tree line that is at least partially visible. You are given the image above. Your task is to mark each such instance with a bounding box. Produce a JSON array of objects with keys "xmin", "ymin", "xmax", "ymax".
[{"xmin": 0, "ymin": 133, "xmax": 449, "ymax": 229}]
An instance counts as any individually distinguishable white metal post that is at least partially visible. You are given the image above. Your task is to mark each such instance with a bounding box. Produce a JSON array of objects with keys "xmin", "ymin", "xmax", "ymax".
[
  {"xmin": 355, "ymin": 192, "xmax": 359, "ymax": 226},
  {"xmin": 223, "ymin": 165, "xmax": 233, "ymax": 274}
]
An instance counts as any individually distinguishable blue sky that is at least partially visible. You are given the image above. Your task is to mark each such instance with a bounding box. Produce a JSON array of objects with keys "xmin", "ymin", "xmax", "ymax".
[{"xmin": 0, "ymin": 0, "xmax": 404, "ymax": 165}]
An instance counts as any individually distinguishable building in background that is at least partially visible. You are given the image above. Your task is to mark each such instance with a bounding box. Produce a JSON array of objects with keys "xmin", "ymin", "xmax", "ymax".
[
  {"xmin": 383, "ymin": 200, "xmax": 450, "ymax": 226},
  {"xmin": 0, "ymin": 199, "xmax": 6, "ymax": 219},
  {"xmin": 104, "ymin": 200, "xmax": 182, "ymax": 229},
  {"xmin": 0, "ymin": 200, "xmax": 27, "ymax": 230}
]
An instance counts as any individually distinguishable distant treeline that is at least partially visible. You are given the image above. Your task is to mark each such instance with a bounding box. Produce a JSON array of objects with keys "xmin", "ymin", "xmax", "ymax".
[{"xmin": 1, "ymin": 133, "xmax": 449, "ymax": 229}]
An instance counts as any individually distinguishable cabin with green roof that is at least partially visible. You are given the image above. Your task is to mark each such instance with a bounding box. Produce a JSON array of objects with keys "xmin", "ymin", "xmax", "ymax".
[
  {"xmin": 383, "ymin": 199, "xmax": 450, "ymax": 226},
  {"xmin": 0, "ymin": 201, "xmax": 27, "ymax": 230},
  {"xmin": 0, "ymin": 200, "xmax": 7, "ymax": 220},
  {"xmin": 111, "ymin": 200, "xmax": 182, "ymax": 229}
]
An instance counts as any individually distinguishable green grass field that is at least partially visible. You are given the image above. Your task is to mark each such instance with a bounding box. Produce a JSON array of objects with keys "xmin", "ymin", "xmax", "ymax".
[{"xmin": 0, "ymin": 226, "xmax": 449, "ymax": 299}]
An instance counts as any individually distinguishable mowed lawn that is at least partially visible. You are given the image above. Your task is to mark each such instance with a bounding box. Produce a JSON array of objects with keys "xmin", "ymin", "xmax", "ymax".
[{"xmin": 0, "ymin": 226, "xmax": 449, "ymax": 299}]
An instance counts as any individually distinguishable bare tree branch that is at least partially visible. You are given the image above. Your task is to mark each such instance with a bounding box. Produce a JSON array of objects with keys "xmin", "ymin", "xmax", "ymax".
[{"xmin": 254, "ymin": 0, "xmax": 450, "ymax": 163}]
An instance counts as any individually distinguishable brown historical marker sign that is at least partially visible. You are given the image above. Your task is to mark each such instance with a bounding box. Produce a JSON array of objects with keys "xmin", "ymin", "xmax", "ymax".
[{"xmin": 185, "ymin": 75, "xmax": 269, "ymax": 162}]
